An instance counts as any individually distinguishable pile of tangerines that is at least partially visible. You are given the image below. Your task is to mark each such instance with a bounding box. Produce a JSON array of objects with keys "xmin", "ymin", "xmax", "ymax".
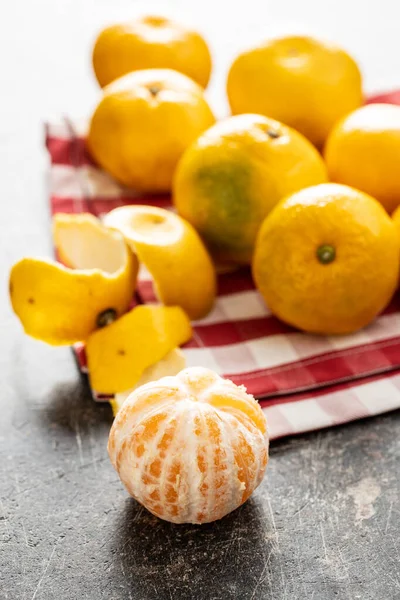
[
  {"xmin": 90, "ymin": 14, "xmax": 400, "ymax": 337},
  {"xmin": 9, "ymin": 15, "xmax": 400, "ymax": 524}
]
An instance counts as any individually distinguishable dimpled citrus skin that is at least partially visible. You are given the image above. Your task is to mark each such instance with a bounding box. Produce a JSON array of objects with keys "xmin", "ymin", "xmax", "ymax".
[
  {"xmin": 111, "ymin": 349, "xmax": 187, "ymax": 417},
  {"xmin": 173, "ymin": 113, "xmax": 327, "ymax": 264},
  {"xmin": 93, "ymin": 15, "xmax": 212, "ymax": 88},
  {"xmin": 108, "ymin": 367, "xmax": 269, "ymax": 524},
  {"xmin": 86, "ymin": 305, "xmax": 192, "ymax": 394},
  {"xmin": 9, "ymin": 259, "xmax": 134, "ymax": 345},
  {"xmin": 227, "ymin": 36, "xmax": 363, "ymax": 148},
  {"xmin": 9, "ymin": 217, "xmax": 138, "ymax": 346},
  {"xmin": 325, "ymin": 104, "xmax": 400, "ymax": 214},
  {"xmin": 392, "ymin": 205, "xmax": 400, "ymax": 235},
  {"xmin": 104, "ymin": 205, "xmax": 216, "ymax": 319},
  {"xmin": 253, "ymin": 184, "xmax": 400, "ymax": 335},
  {"xmin": 87, "ymin": 69, "xmax": 215, "ymax": 193}
]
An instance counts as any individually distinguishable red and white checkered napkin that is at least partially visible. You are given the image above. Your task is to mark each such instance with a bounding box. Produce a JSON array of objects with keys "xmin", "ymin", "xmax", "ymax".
[{"xmin": 45, "ymin": 90, "xmax": 400, "ymax": 440}]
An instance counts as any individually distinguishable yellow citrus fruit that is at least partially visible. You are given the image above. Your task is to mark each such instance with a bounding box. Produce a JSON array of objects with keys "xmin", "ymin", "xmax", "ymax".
[
  {"xmin": 325, "ymin": 104, "xmax": 400, "ymax": 214},
  {"xmin": 92, "ymin": 15, "xmax": 212, "ymax": 89},
  {"xmin": 253, "ymin": 183, "xmax": 400, "ymax": 335},
  {"xmin": 108, "ymin": 366, "xmax": 269, "ymax": 524},
  {"xmin": 87, "ymin": 68, "xmax": 215, "ymax": 193},
  {"xmin": 10, "ymin": 215, "xmax": 138, "ymax": 345},
  {"xmin": 392, "ymin": 204, "xmax": 400, "ymax": 234},
  {"xmin": 173, "ymin": 113, "xmax": 327, "ymax": 264},
  {"xmin": 111, "ymin": 348, "xmax": 186, "ymax": 416},
  {"xmin": 227, "ymin": 36, "xmax": 363, "ymax": 148},
  {"xmin": 86, "ymin": 305, "xmax": 192, "ymax": 394},
  {"xmin": 104, "ymin": 205, "xmax": 216, "ymax": 319}
]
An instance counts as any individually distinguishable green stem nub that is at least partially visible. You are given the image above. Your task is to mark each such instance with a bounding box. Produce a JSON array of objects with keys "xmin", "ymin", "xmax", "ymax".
[
  {"xmin": 316, "ymin": 244, "xmax": 336, "ymax": 264},
  {"xmin": 267, "ymin": 130, "xmax": 280, "ymax": 139},
  {"xmin": 97, "ymin": 308, "xmax": 117, "ymax": 328}
]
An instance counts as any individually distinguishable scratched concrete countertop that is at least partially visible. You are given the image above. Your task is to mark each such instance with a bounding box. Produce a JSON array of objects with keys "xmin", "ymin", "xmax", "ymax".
[{"xmin": 1, "ymin": 1, "xmax": 400, "ymax": 599}]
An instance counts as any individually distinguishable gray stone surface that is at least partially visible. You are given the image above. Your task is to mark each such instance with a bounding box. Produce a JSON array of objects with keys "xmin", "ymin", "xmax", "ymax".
[
  {"xmin": 1, "ymin": 1, "xmax": 400, "ymax": 598},
  {"xmin": 1, "ymin": 376, "xmax": 399, "ymax": 599}
]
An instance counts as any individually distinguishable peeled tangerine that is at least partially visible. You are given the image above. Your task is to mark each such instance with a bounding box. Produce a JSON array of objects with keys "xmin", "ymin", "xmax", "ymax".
[
  {"xmin": 104, "ymin": 205, "xmax": 216, "ymax": 319},
  {"xmin": 108, "ymin": 367, "xmax": 269, "ymax": 524}
]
